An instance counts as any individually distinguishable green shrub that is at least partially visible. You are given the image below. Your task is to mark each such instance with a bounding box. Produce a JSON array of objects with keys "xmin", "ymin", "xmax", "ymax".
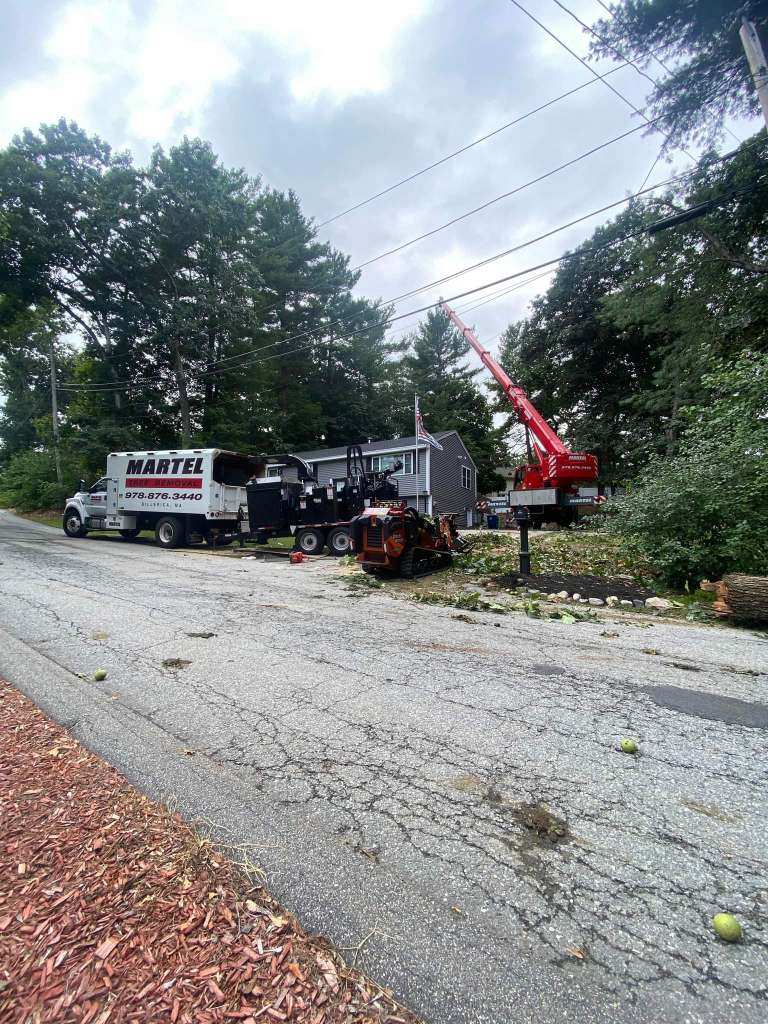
[
  {"xmin": 609, "ymin": 353, "xmax": 768, "ymax": 587},
  {"xmin": 0, "ymin": 449, "xmax": 75, "ymax": 511}
]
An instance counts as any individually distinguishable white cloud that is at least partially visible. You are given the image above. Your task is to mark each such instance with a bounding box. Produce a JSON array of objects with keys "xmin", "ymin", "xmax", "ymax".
[
  {"xmin": 0, "ymin": 0, "xmax": 429, "ymax": 147},
  {"xmin": 223, "ymin": 0, "xmax": 430, "ymax": 103}
]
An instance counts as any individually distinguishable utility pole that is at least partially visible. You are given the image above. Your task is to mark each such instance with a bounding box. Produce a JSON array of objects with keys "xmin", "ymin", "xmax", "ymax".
[
  {"xmin": 740, "ymin": 16, "xmax": 768, "ymax": 131},
  {"xmin": 49, "ymin": 339, "xmax": 63, "ymax": 487}
]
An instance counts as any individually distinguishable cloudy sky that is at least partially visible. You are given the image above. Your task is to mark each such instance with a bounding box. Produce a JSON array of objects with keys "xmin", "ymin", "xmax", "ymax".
[{"xmin": 1, "ymin": 0, "xmax": 757, "ymax": 370}]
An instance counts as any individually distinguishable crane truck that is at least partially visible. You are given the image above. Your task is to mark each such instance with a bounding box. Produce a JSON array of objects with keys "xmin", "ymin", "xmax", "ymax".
[{"xmin": 440, "ymin": 302, "xmax": 599, "ymax": 527}]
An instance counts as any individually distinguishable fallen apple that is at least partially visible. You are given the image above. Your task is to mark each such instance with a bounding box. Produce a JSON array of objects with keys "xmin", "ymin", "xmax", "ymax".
[{"xmin": 712, "ymin": 913, "xmax": 742, "ymax": 943}]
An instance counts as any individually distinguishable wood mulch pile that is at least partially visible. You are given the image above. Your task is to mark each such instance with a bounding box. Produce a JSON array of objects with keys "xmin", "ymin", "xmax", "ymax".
[{"xmin": 0, "ymin": 681, "xmax": 419, "ymax": 1024}]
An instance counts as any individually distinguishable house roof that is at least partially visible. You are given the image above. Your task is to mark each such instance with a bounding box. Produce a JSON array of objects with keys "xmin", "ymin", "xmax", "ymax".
[{"xmin": 295, "ymin": 432, "xmax": 455, "ymax": 463}]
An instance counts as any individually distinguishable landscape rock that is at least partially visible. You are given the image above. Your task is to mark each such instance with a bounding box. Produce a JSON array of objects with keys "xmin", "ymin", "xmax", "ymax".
[
  {"xmin": 556, "ymin": 591, "xmax": 570, "ymax": 600},
  {"xmin": 620, "ymin": 599, "xmax": 633, "ymax": 607},
  {"xmin": 588, "ymin": 597, "xmax": 605, "ymax": 606},
  {"xmin": 572, "ymin": 592, "xmax": 581, "ymax": 601},
  {"xmin": 633, "ymin": 599, "xmax": 645, "ymax": 609},
  {"xmin": 645, "ymin": 597, "xmax": 672, "ymax": 610},
  {"xmin": 606, "ymin": 596, "xmax": 619, "ymax": 607},
  {"xmin": 547, "ymin": 593, "xmax": 559, "ymax": 601}
]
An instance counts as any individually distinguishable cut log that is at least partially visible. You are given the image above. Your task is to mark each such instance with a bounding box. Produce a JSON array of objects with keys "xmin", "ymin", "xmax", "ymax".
[{"xmin": 721, "ymin": 574, "xmax": 768, "ymax": 623}]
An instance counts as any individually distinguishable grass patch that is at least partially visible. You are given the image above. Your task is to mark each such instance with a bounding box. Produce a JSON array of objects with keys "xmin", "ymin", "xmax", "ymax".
[
  {"xmin": 456, "ymin": 528, "xmax": 656, "ymax": 583},
  {"xmin": 265, "ymin": 535, "xmax": 295, "ymax": 550},
  {"xmin": 16, "ymin": 510, "xmax": 62, "ymax": 529}
]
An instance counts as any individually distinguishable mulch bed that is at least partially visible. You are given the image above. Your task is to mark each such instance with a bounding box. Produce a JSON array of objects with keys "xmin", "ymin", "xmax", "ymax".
[
  {"xmin": 0, "ymin": 681, "xmax": 419, "ymax": 1024},
  {"xmin": 495, "ymin": 571, "xmax": 655, "ymax": 603}
]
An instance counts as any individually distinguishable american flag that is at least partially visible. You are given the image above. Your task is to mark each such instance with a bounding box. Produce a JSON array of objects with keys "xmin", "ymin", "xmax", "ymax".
[{"xmin": 415, "ymin": 399, "xmax": 443, "ymax": 450}]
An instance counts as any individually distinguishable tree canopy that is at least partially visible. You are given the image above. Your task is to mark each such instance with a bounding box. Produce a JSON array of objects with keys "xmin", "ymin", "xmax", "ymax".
[
  {"xmin": 498, "ymin": 132, "xmax": 768, "ymax": 481},
  {"xmin": 591, "ymin": 1, "xmax": 767, "ymax": 149},
  {"xmin": 0, "ymin": 120, "xmax": 503, "ymax": 506}
]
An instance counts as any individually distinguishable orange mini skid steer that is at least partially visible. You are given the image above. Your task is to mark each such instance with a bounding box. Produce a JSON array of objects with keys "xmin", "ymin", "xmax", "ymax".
[{"xmin": 349, "ymin": 503, "xmax": 471, "ymax": 578}]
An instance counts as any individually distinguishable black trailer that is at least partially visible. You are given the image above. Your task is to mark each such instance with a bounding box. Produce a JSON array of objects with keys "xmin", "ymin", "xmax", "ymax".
[{"xmin": 243, "ymin": 446, "xmax": 401, "ymax": 556}]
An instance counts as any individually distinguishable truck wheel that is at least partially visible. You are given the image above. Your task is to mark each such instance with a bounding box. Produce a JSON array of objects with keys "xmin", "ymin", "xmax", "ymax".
[
  {"xmin": 327, "ymin": 527, "xmax": 351, "ymax": 556},
  {"xmin": 296, "ymin": 528, "xmax": 325, "ymax": 555},
  {"xmin": 155, "ymin": 516, "xmax": 185, "ymax": 549},
  {"xmin": 63, "ymin": 509, "xmax": 88, "ymax": 538},
  {"xmin": 119, "ymin": 528, "xmax": 140, "ymax": 540}
]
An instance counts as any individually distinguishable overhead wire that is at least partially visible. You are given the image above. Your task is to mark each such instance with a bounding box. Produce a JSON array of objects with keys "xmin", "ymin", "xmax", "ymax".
[
  {"xmin": 508, "ymin": 0, "xmax": 704, "ymax": 192},
  {"xmin": 62, "ymin": 116, "xmax": 683, "ymax": 392},
  {"xmin": 351, "ymin": 116, "xmax": 659, "ymax": 271},
  {"xmin": 587, "ymin": 0, "xmax": 743, "ymax": 145},
  {"xmin": 58, "ymin": 178, "xmax": 758, "ymax": 393},
  {"xmin": 57, "ymin": 136, "xmax": 760, "ymax": 393},
  {"xmin": 72, "ymin": 56, "xmax": 659, "ymax": 374}
]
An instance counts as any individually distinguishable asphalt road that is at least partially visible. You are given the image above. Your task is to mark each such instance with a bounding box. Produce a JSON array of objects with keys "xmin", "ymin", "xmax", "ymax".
[{"xmin": 1, "ymin": 510, "xmax": 766, "ymax": 1023}]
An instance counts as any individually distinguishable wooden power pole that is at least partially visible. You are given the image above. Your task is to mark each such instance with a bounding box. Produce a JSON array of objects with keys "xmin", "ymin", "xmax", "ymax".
[
  {"xmin": 740, "ymin": 17, "xmax": 768, "ymax": 131},
  {"xmin": 49, "ymin": 339, "xmax": 63, "ymax": 487}
]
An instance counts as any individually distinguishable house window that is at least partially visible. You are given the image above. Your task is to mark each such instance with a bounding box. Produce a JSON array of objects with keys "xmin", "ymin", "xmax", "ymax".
[
  {"xmin": 266, "ymin": 465, "xmax": 284, "ymax": 478},
  {"xmin": 370, "ymin": 453, "xmax": 413, "ymax": 475},
  {"xmin": 461, "ymin": 465, "xmax": 472, "ymax": 489}
]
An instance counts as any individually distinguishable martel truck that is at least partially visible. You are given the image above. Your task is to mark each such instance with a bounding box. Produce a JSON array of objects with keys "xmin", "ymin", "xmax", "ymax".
[{"xmin": 62, "ymin": 449, "xmax": 256, "ymax": 548}]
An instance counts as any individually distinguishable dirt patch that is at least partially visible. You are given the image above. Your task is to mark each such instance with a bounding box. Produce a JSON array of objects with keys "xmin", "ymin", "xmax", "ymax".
[
  {"xmin": 504, "ymin": 801, "xmax": 570, "ymax": 844},
  {"xmin": 162, "ymin": 657, "xmax": 192, "ymax": 670},
  {"xmin": 496, "ymin": 571, "xmax": 654, "ymax": 603},
  {"xmin": 682, "ymin": 799, "xmax": 741, "ymax": 824},
  {"xmin": 415, "ymin": 641, "xmax": 491, "ymax": 655},
  {"xmin": 451, "ymin": 774, "xmax": 487, "ymax": 794}
]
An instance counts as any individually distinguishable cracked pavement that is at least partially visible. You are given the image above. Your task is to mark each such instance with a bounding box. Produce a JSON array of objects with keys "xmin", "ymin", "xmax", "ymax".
[{"xmin": 0, "ymin": 510, "xmax": 766, "ymax": 1023}]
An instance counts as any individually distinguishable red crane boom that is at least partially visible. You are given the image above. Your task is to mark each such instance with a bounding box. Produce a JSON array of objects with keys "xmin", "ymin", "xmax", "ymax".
[{"xmin": 440, "ymin": 302, "xmax": 598, "ymax": 519}]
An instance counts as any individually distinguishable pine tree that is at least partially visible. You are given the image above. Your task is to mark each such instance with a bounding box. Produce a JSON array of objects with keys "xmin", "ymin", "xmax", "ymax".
[{"xmin": 400, "ymin": 307, "xmax": 506, "ymax": 494}]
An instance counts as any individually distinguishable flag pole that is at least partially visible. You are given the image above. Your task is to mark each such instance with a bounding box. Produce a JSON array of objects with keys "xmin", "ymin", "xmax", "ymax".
[{"xmin": 414, "ymin": 394, "xmax": 420, "ymax": 513}]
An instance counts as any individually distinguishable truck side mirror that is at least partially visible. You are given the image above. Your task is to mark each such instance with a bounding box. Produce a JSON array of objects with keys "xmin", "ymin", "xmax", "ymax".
[{"xmin": 79, "ymin": 479, "xmax": 86, "ymax": 492}]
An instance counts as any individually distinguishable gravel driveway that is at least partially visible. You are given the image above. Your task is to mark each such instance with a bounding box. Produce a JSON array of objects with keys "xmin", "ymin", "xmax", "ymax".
[{"xmin": 0, "ymin": 510, "xmax": 766, "ymax": 1024}]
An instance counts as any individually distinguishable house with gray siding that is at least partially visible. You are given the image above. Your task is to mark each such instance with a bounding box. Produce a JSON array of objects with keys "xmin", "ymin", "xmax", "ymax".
[{"xmin": 290, "ymin": 431, "xmax": 478, "ymax": 526}]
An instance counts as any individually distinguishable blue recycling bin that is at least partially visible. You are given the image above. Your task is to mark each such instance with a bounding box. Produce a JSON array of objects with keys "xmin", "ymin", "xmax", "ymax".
[{"xmin": 487, "ymin": 514, "xmax": 499, "ymax": 529}]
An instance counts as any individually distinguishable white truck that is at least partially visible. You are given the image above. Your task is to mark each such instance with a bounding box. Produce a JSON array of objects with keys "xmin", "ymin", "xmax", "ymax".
[{"xmin": 62, "ymin": 448, "xmax": 256, "ymax": 548}]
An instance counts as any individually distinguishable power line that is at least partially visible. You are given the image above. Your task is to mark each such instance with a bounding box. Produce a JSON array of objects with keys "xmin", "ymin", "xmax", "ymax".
[
  {"xmin": 553, "ymin": 0, "xmax": 656, "ymax": 88},
  {"xmin": 553, "ymin": 0, "xmax": 744, "ymax": 148},
  {"xmin": 509, "ymin": 0, "xmax": 704, "ymax": 193},
  {"xmin": 205, "ymin": 55, "xmax": 647, "ymax": 288},
  {"xmin": 58, "ymin": 137, "xmax": 758, "ymax": 393},
  {"xmin": 59, "ymin": 243, "xmax": 648, "ymax": 393},
  {"xmin": 352, "ymin": 116, "xmax": 658, "ymax": 272},
  {"xmin": 70, "ymin": 62, "xmax": 651, "ymax": 375},
  {"xmin": 58, "ymin": 179, "xmax": 745, "ymax": 394},
  {"xmin": 315, "ymin": 60, "xmax": 638, "ymax": 229},
  {"xmin": 204, "ymin": 131, "xmax": 766, "ymax": 376},
  {"xmin": 509, "ymin": 0, "xmax": 649, "ymax": 121}
]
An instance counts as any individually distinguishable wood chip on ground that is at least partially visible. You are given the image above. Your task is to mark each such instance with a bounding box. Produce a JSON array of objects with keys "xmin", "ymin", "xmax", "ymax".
[{"xmin": 0, "ymin": 680, "xmax": 420, "ymax": 1024}]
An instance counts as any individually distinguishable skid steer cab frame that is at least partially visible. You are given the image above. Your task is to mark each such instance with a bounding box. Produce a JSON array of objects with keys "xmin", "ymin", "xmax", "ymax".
[{"xmin": 350, "ymin": 504, "xmax": 468, "ymax": 578}]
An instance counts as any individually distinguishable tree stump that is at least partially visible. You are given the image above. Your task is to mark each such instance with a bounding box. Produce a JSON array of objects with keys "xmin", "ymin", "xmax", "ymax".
[{"xmin": 716, "ymin": 574, "xmax": 768, "ymax": 623}]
